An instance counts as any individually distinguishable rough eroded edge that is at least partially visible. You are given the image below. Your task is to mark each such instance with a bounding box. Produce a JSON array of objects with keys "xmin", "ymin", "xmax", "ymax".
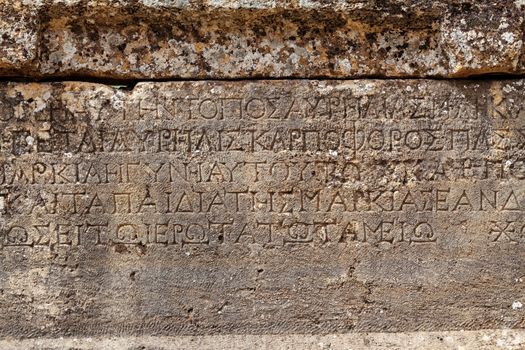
[{"xmin": 0, "ymin": 330, "xmax": 524, "ymax": 349}]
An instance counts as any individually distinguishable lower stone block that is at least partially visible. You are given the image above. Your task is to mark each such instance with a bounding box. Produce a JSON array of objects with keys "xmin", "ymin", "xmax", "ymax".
[{"xmin": 0, "ymin": 80, "xmax": 524, "ymax": 338}]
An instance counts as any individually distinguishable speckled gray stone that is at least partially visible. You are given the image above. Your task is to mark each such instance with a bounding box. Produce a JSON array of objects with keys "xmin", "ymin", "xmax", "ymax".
[{"xmin": 1, "ymin": 0, "xmax": 525, "ymax": 79}]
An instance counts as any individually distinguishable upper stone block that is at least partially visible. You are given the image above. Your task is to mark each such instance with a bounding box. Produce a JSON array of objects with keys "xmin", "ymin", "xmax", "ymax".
[{"xmin": 2, "ymin": 0, "xmax": 525, "ymax": 79}]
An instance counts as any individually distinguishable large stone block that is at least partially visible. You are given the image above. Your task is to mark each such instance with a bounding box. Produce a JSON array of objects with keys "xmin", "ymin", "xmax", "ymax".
[
  {"xmin": 1, "ymin": 0, "xmax": 525, "ymax": 78},
  {"xmin": 0, "ymin": 80, "xmax": 524, "ymax": 338}
]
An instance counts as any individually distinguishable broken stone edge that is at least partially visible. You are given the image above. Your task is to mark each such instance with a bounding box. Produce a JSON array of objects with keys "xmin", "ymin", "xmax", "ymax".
[{"xmin": 0, "ymin": 329, "xmax": 524, "ymax": 350}]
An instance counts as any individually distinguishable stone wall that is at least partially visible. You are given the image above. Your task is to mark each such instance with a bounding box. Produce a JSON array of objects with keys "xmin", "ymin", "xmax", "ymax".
[{"xmin": 0, "ymin": 1, "xmax": 525, "ymax": 349}]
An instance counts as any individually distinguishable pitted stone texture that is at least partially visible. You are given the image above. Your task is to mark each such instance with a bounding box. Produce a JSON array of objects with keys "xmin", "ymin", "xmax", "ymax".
[
  {"xmin": 0, "ymin": 80, "xmax": 524, "ymax": 338},
  {"xmin": 1, "ymin": 0, "xmax": 525, "ymax": 79},
  {"xmin": 0, "ymin": 2, "xmax": 39, "ymax": 74}
]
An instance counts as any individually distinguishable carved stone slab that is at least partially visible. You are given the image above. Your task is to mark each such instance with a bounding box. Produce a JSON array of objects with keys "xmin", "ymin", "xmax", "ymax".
[
  {"xmin": 1, "ymin": 0, "xmax": 525, "ymax": 79},
  {"xmin": 0, "ymin": 80, "xmax": 524, "ymax": 337}
]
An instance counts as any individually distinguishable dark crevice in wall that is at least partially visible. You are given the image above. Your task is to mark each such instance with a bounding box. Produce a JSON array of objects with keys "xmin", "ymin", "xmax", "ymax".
[{"xmin": 1, "ymin": 72, "xmax": 525, "ymax": 90}]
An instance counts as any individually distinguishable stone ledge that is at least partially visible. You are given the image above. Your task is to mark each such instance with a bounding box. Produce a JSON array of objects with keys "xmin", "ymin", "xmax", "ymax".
[{"xmin": 1, "ymin": 330, "xmax": 524, "ymax": 349}]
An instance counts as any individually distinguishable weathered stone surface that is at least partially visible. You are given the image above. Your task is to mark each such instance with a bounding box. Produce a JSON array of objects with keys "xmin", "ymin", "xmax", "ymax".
[
  {"xmin": 0, "ymin": 2, "xmax": 39, "ymax": 74},
  {"xmin": 2, "ymin": 330, "xmax": 525, "ymax": 350},
  {"xmin": 1, "ymin": 0, "xmax": 525, "ymax": 79},
  {"xmin": 0, "ymin": 79, "xmax": 524, "ymax": 338}
]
